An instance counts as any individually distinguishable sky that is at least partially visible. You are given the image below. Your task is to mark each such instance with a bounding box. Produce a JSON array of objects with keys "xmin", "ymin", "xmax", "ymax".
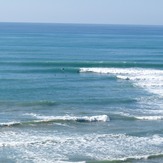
[{"xmin": 0, "ymin": 0, "xmax": 163, "ymax": 25}]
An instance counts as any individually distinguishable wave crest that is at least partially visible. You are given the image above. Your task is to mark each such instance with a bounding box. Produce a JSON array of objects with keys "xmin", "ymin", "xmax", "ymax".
[{"xmin": 30, "ymin": 114, "xmax": 109, "ymax": 123}]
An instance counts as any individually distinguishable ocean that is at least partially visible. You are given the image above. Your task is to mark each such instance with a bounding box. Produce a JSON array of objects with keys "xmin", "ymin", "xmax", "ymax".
[{"xmin": 0, "ymin": 23, "xmax": 163, "ymax": 163}]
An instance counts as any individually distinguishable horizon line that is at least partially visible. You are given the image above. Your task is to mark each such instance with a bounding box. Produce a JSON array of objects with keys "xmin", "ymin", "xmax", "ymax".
[{"xmin": 0, "ymin": 21, "xmax": 163, "ymax": 27}]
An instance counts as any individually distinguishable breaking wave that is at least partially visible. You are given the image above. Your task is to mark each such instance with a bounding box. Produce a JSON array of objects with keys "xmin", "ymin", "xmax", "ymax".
[
  {"xmin": 80, "ymin": 67, "xmax": 163, "ymax": 97},
  {"xmin": 0, "ymin": 114, "xmax": 109, "ymax": 127},
  {"xmin": 28, "ymin": 114, "xmax": 109, "ymax": 123}
]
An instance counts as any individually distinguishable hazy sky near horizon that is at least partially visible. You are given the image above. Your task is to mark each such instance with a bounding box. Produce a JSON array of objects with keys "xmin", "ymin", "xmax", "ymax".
[{"xmin": 0, "ymin": 0, "xmax": 163, "ymax": 25}]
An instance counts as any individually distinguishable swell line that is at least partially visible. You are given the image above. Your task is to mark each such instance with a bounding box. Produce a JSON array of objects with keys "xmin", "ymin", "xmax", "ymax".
[{"xmin": 0, "ymin": 61, "xmax": 163, "ymax": 69}]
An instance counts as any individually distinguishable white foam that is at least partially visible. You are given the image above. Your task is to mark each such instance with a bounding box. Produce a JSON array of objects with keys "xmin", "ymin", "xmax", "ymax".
[
  {"xmin": 117, "ymin": 75, "xmax": 130, "ymax": 80},
  {"xmin": 26, "ymin": 113, "xmax": 109, "ymax": 122},
  {"xmin": 0, "ymin": 131, "xmax": 163, "ymax": 162}
]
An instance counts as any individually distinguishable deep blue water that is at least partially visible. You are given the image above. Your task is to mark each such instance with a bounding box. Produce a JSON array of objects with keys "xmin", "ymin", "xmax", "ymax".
[{"xmin": 0, "ymin": 23, "xmax": 163, "ymax": 163}]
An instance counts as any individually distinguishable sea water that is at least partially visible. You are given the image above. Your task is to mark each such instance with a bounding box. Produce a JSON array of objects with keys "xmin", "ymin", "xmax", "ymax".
[{"xmin": 0, "ymin": 23, "xmax": 163, "ymax": 163}]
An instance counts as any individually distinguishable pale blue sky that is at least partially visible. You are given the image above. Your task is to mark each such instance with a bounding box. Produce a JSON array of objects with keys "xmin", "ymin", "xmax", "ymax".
[{"xmin": 0, "ymin": 0, "xmax": 163, "ymax": 25}]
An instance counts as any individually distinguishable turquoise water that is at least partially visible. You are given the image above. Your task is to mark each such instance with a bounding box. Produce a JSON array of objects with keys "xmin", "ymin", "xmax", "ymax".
[{"xmin": 0, "ymin": 23, "xmax": 163, "ymax": 163}]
